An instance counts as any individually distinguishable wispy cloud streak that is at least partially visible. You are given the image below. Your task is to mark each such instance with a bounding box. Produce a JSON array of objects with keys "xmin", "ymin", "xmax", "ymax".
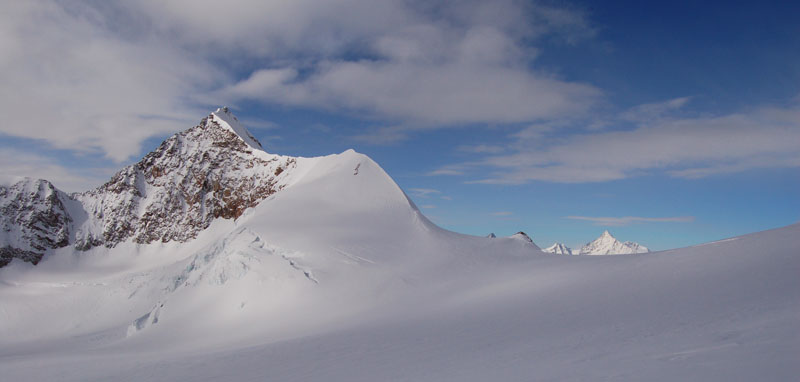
[{"xmin": 566, "ymin": 215, "xmax": 695, "ymax": 226}]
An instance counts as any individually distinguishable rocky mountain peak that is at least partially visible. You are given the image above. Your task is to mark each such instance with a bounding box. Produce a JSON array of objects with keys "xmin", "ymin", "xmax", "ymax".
[
  {"xmin": 1, "ymin": 109, "xmax": 301, "ymax": 266},
  {"xmin": 507, "ymin": 231, "xmax": 541, "ymax": 249},
  {"xmin": 0, "ymin": 178, "xmax": 72, "ymax": 266},
  {"xmin": 73, "ymin": 110, "xmax": 297, "ymax": 250},
  {"xmin": 208, "ymin": 107, "xmax": 263, "ymax": 150},
  {"xmin": 511, "ymin": 231, "xmax": 533, "ymax": 243}
]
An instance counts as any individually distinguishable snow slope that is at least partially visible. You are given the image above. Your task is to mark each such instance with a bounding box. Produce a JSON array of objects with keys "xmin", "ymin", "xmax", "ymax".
[{"xmin": 1, "ymin": 220, "xmax": 797, "ymax": 381}]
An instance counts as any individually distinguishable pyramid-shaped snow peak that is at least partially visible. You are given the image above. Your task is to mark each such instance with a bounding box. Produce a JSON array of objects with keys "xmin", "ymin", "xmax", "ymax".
[
  {"xmin": 0, "ymin": 109, "xmax": 303, "ymax": 265},
  {"xmin": 506, "ymin": 231, "xmax": 540, "ymax": 250},
  {"xmin": 0, "ymin": 108, "xmax": 435, "ymax": 266},
  {"xmin": 544, "ymin": 242, "xmax": 573, "ymax": 255},
  {"xmin": 209, "ymin": 107, "xmax": 263, "ymax": 150},
  {"xmin": 578, "ymin": 230, "xmax": 649, "ymax": 255}
]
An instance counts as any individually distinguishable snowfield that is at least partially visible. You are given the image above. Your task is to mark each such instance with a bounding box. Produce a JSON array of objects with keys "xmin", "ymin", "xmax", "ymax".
[{"xmin": 1, "ymin": 115, "xmax": 798, "ymax": 381}]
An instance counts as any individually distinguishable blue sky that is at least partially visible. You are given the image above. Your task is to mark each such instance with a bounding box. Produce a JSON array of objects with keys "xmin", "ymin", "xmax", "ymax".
[{"xmin": 0, "ymin": 1, "xmax": 798, "ymax": 250}]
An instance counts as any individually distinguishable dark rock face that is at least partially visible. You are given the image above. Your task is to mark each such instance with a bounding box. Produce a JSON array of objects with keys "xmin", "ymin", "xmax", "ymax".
[
  {"xmin": 0, "ymin": 179, "xmax": 72, "ymax": 265},
  {"xmin": 1, "ymin": 111, "xmax": 296, "ymax": 266},
  {"xmin": 0, "ymin": 247, "xmax": 44, "ymax": 267},
  {"xmin": 74, "ymin": 113, "xmax": 296, "ymax": 249}
]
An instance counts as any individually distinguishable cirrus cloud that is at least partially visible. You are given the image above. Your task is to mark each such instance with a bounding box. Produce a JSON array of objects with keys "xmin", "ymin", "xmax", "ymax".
[
  {"xmin": 566, "ymin": 215, "xmax": 695, "ymax": 227},
  {"xmin": 445, "ymin": 98, "xmax": 800, "ymax": 183}
]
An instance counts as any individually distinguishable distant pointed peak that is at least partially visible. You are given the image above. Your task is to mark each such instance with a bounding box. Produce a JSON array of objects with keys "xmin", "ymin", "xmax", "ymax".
[
  {"xmin": 208, "ymin": 107, "xmax": 263, "ymax": 150},
  {"xmin": 543, "ymin": 242, "xmax": 573, "ymax": 255},
  {"xmin": 510, "ymin": 231, "xmax": 533, "ymax": 243},
  {"xmin": 5, "ymin": 177, "xmax": 56, "ymax": 191},
  {"xmin": 579, "ymin": 230, "xmax": 649, "ymax": 255},
  {"xmin": 487, "ymin": 233, "xmax": 496, "ymax": 238}
]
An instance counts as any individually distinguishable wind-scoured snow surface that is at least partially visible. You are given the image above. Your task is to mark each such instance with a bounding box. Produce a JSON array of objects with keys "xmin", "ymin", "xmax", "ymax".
[{"xmin": 1, "ymin": 121, "xmax": 798, "ymax": 381}]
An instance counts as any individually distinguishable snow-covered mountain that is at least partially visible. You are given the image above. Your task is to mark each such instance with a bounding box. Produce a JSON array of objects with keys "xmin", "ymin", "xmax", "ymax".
[
  {"xmin": 578, "ymin": 230, "xmax": 649, "ymax": 255},
  {"xmin": 72, "ymin": 107, "xmax": 299, "ymax": 249},
  {"xmin": 508, "ymin": 231, "xmax": 541, "ymax": 249},
  {"xmin": 0, "ymin": 179, "xmax": 72, "ymax": 266},
  {"xmin": 0, "ymin": 107, "xmax": 300, "ymax": 266},
  {"xmin": 543, "ymin": 232, "xmax": 649, "ymax": 255},
  {"xmin": 543, "ymin": 242, "xmax": 573, "ymax": 255},
  {"xmin": 1, "ymin": 108, "xmax": 797, "ymax": 381}
]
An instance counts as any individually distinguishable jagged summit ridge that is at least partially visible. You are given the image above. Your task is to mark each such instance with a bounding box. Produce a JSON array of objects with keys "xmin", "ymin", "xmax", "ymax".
[
  {"xmin": 578, "ymin": 230, "xmax": 649, "ymax": 255},
  {"xmin": 0, "ymin": 178, "xmax": 72, "ymax": 266},
  {"xmin": 210, "ymin": 107, "xmax": 263, "ymax": 150},
  {"xmin": 0, "ymin": 109, "xmax": 300, "ymax": 265},
  {"xmin": 72, "ymin": 109, "xmax": 297, "ymax": 249},
  {"xmin": 507, "ymin": 231, "xmax": 541, "ymax": 250},
  {"xmin": 0, "ymin": 108, "xmax": 428, "ymax": 267},
  {"xmin": 543, "ymin": 231, "xmax": 649, "ymax": 255},
  {"xmin": 544, "ymin": 242, "xmax": 573, "ymax": 255}
]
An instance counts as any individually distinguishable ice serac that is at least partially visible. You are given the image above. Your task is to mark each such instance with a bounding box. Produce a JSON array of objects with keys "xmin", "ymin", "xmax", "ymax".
[
  {"xmin": 0, "ymin": 178, "xmax": 72, "ymax": 266},
  {"xmin": 578, "ymin": 230, "xmax": 649, "ymax": 255},
  {"xmin": 544, "ymin": 242, "xmax": 573, "ymax": 255}
]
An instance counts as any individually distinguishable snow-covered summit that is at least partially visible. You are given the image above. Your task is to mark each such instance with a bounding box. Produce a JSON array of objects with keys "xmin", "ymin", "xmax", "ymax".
[
  {"xmin": 578, "ymin": 230, "xmax": 649, "ymax": 255},
  {"xmin": 0, "ymin": 109, "xmax": 299, "ymax": 264},
  {"xmin": 70, "ymin": 110, "xmax": 299, "ymax": 250},
  {"xmin": 0, "ymin": 108, "xmax": 433, "ymax": 267},
  {"xmin": 505, "ymin": 231, "xmax": 541, "ymax": 250},
  {"xmin": 510, "ymin": 231, "xmax": 533, "ymax": 243},
  {"xmin": 0, "ymin": 178, "xmax": 72, "ymax": 266},
  {"xmin": 544, "ymin": 242, "xmax": 573, "ymax": 255},
  {"xmin": 209, "ymin": 107, "xmax": 263, "ymax": 151}
]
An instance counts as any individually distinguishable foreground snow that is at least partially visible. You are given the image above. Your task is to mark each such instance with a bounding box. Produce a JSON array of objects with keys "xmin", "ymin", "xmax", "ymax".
[
  {"xmin": 1, "ymin": 221, "xmax": 797, "ymax": 380},
  {"xmin": 0, "ymin": 125, "xmax": 797, "ymax": 380}
]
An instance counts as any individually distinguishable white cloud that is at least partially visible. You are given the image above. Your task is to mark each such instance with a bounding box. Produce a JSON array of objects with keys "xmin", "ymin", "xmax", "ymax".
[
  {"xmin": 0, "ymin": 2, "xmax": 217, "ymax": 162},
  {"xmin": 458, "ymin": 145, "xmax": 507, "ymax": 154},
  {"xmin": 619, "ymin": 97, "xmax": 692, "ymax": 123},
  {"xmin": 352, "ymin": 127, "xmax": 409, "ymax": 145},
  {"xmin": 467, "ymin": 103, "xmax": 800, "ymax": 183},
  {"xmin": 566, "ymin": 216, "xmax": 695, "ymax": 226},
  {"xmin": 428, "ymin": 169, "xmax": 466, "ymax": 176},
  {"xmin": 0, "ymin": 148, "xmax": 112, "ymax": 193},
  {"xmin": 0, "ymin": 0, "xmax": 600, "ymax": 168},
  {"xmin": 220, "ymin": 48, "xmax": 599, "ymax": 126},
  {"xmin": 408, "ymin": 188, "xmax": 441, "ymax": 198},
  {"xmin": 212, "ymin": 1, "xmax": 600, "ymax": 125}
]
